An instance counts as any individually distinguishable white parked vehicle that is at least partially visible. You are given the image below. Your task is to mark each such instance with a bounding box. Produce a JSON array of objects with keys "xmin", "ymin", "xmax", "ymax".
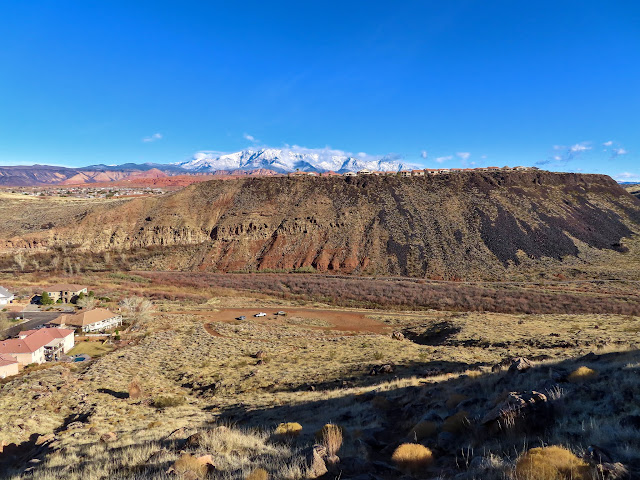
[{"xmin": 254, "ymin": 312, "xmax": 267, "ymax": 317}]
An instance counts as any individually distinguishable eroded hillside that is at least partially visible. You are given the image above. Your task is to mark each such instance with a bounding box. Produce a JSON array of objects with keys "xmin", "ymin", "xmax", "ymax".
[{"xmin": 3, "ymin": 172, "xmax": 640, "ymax": 279}]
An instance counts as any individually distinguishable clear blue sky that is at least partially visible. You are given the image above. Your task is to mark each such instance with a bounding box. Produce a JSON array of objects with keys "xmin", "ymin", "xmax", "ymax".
[{"xmin": 1, "ymin": 1, "xmax": 639, "ymax": 180}]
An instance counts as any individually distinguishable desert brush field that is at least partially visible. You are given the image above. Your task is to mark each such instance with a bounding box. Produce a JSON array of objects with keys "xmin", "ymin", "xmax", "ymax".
[{"xmin": 0, "ymin": 271, "xmax": 638, "ymax": 479}]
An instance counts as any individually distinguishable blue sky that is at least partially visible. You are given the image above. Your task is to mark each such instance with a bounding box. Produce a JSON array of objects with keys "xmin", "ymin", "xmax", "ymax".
[{"xmin": 1, "ymin": 1, "xmax": 639, "ymax": 180}]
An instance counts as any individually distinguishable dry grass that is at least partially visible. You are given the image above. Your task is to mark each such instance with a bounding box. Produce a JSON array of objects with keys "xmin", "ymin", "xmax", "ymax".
[
  {"xmin": 567, "ymin": 366, "xmax": 598, "ymax": 383},
  {"xmin": 514, "ymin": 446, "xmax": 592, "ymax": 480},
  {"xmin": 391, "ymin": 443, "xmax": 434, "ymax": 474},
  {"xmin": 273, "ymin": 423, "xmax": 303, "ymax": 439},
  {"xmin": 169, "ymin": 453, "xmax": 210, "ymax": 479},
  {"xmin": 246, "ymin": 468, "xmax": 269, "ymax": 480},
  {"xmin": 67, "ymin": 341, "xmax": 114, "ymax": 357},
  {"xmin": 0, "ymin": 275, "xmax": 639, "ymax": 478},
  {"xmin": 317, "ymin": 423, "xmax": 343, "ymax": 456}
]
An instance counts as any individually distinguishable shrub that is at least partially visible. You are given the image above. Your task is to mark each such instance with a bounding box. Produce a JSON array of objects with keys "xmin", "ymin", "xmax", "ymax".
[
  {"xmin": 40, "ymin": 291, "xmax": 54, "ymax": 305},
  {"xmin": 152, "ymin": 395, "xmax": 186, "ymax": 408},
  {"xmin": 316, "ymin": 424, "xmax": 343, "ymax": 456},
  {"xmin": 408, "ymin": 420, "xmax": 438, "ymax": 441},
  {"xmin": 442, "ymin": 410, "xmax": 470, "ymax": 433},
  {"xmin": 515, "ymin": 446, "xmax": 592, "ymax": 480},
  {"xmin": 567, "ymin": 366, "xmax": 597, "ymax": 383},
  {"xmin": 274, "ymin": 422, "xmax": 302, "ymax": 438},
  {"xmin": 445, "ymin": 393, "xmax": 468, "ymax": 409},
  {"xmin": 246, "ymin": 468, "xmax": 269, "ymax": 480},
  {"xmin": 128, "ymin": 378, "xmax": 143, "ymax": 400},
  {"xmin": 392, "ymin": 443, "xmax": 434, "ymax": 474},
  {"xmin": 169, "ymin": 453, "xmax": 209, "ymax": 479}
]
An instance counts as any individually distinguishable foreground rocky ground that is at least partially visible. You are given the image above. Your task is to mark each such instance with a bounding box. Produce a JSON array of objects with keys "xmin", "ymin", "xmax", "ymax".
[{"xmin": 0, "ymin": 274, "xmax": 639, "ymax": 479}]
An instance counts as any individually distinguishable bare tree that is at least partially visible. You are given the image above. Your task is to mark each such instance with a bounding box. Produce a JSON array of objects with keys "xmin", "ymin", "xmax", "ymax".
[
  {"xmin": 14, "ymin": 252, "xmax": 26, "ymax": 272},
  {"xmin": 119, "ymin": 296, "xmax": 155, "ymax": 330},
  {"xmin": 77, "ymin": 295, "xmax": 97, "ymax": 310},
  {"xmin": 50, "ymin": 255, "xmax": 61, "ymax": 271}
]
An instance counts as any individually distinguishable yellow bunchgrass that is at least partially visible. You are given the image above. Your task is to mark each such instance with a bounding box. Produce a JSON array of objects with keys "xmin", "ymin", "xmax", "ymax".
[
  {"xmin": 391, "ymin": 443, "xmax": 434, "ymax": 474},
  {"xmin": 316, "ymin": 424, "xmax": 343, "ymax": 456},
  {"xmin": 567, "ymin": 366, "xmax": 597, "ymax": 383},
  {"xmin": 246, "ymin": 467, "xmax": 269, "ymax": 480},
  {"xmin": 274, "ymin": 422, "xmax": 302, "ymax": 438},
  {"xmin": 515, "ymin": 446, "xmax": 592, "ymax": 480}
]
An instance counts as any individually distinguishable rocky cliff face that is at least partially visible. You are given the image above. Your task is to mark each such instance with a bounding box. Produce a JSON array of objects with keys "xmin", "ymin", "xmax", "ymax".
[{"xmin": 4, "ymin": 172, "xmax": 640, "ymax": 278}]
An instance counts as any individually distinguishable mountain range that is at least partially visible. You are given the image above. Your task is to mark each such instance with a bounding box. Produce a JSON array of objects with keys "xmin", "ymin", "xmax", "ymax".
[
  {"xmin": 0, "ymin": 148, "xmax": 410, "ymax": 186},
  {"xmin": 175, "ymin": 147, "xmax": 412, "ymax": 173}
]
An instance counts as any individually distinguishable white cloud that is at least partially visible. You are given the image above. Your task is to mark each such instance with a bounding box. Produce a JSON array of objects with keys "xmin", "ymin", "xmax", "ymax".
[
  {"xmin": 613, "ymin": 147, "xmax": 628, "ymax": 156},
  {"xmin": 569, "ymin": 143, "xmax": 591, "ymax": 153},
  {"xmin": 480, "ymin": 155, "xmax": 487, "ymax": 159},
  {"xmin": 603, "ymin": 140, "xmax": 613, "ymax": 146},
  {"xmin": 142, "ymin": 133, "xmax": 162, "ymax": 143},
  {"xmin": 435, "ymin": 155, "xmax": 452, "ymax": 163},
  {"xmin": 421, "ymin": 150, "xmax": 428, "ymax": 159},
  {"xmin": 614, "ymin": 172, "xmax": 640, "ymax": 182},
  {"xmin": 456, "ymin": 152, "xmax": 471, "ymax": 161},
  {"xmin": 537, "ymin": 141, "xmax": 591, "ymax": 166},
  {"xmin": 243, "ymin": 133, "xmax": 257, "ymax": 142}
]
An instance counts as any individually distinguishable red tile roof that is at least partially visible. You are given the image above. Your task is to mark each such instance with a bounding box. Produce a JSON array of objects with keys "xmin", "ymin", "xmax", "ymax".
[
  {"xmin": 0, "ymin": 353, "xmax": 18, "ymax": 367},
  {"xmin": 0, "ymin": 328, "xmax": 73, "ymax": 354}
]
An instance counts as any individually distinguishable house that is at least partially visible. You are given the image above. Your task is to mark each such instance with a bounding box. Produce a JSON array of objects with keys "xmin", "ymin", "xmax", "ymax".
[
  {"xmin": 412, "ymin": 170, "xmax": 425, "ymax": 176},
  {"xmin": 44, "ymin": 284, "xmax": 88, "ymax": 304},
  {"xmin": 357, "ymin": 169, "xmax": 373, "ymax": 175},
  {"xmin": 0, "ymin": 286, "xmax": 14, "ymax": 306},
  {"xmin": 514, "ymin": 166, "xmax": 530, "ymax": 171},
  {"xmin": 17, "ymin": 328, "xmax": 75, "ymax": 361},
  {"xmin": 384, "ymin": 171, "xmax": 397, "ymax": 176},
  {"xmin": 320, "ymin": 171, "xmax": 340, "ymax": 177},
  {"xmin": 0, "ymin": 328, "xmax": 74, "ymax": 366},
  {"xmin": 438, "ymin": 168, "xmax": 451, "ymax": 174},
  {"xmin": 343, "ymin": 172, "xmax": 357, "ymax": 177},
  {"xmin": 424, "ymin": 169, "xmax": 439, "ymax": 175},
  {"xmin": 50, "ymin": 308, "xmax": 123, "ymax": 333},
  {"xmin": 486, "ymin": 166, "xmax": 501, "ymax": 171},
  {"xmin": 400, "ymin": 171, "xmax": 412, "ymax": 177},
  {"xmin": 0, "ymin": 354, "xmax": 19, "ymax": 378}
]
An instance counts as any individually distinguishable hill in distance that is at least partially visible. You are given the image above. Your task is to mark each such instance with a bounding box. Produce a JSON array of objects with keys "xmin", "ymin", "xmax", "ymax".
[{"xmin": 1, "ymin": 170, "xmax": 638, "ymax": 280}]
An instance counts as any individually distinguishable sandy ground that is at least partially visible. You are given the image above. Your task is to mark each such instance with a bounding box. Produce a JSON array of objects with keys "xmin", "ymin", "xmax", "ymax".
[{"xmin": 173, "ymin": 306, "xmax": 391, "ymax": 334}]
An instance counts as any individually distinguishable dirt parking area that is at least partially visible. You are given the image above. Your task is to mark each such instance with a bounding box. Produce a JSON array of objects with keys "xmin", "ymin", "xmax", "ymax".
[{"xmin": 190, "ymin": 307, "xmax": 391, "ymax": 334}]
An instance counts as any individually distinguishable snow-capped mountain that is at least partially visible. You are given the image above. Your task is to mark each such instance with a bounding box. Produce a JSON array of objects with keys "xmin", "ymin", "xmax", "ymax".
[{"xmin": 175, "ymin": 148, "xmax": 412, "ymax": 173}]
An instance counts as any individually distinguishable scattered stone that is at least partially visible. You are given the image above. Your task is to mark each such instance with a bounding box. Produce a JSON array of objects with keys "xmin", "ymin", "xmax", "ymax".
[
  {"xmin": 185, "ymin": 432, "xmax": 204, "ymax": 448},
  {"xmin": 508, "ymin": 357, "xmax": 533, "ymax": 373},
  {"xmin": 325, "ymin": 454, "xmax": 340, "ymax": 474},
  {"xmin": 302, "ymin": 445, "xmax": 328, "ymax": 478},
  {"xmin": 65, "ymin": 421, "xmax": 85, "ymax": 430},
  {"xmin": 481, "ymin": 391, "xmax": 550, "ymax": 431},
  {"xmin": 585, "ymin": 445, "xmax": 614, "ymax": 464},
  {"xmin": 100, "ymin": 432, "xmax": 117, "ymax": 443},
  {"xmin": 254, "ymin": 350, "xmax": 267, "ymax": 359},
  {"xmin": 370, "ymin": 364, "xmax": 395, "ymax": 376},
  {"xmin": 167, "ymin": 453, "xmax": 215, "ymax": 478},
  {"xmin": 619, "ymin": 415, "xmax": 640, "ymax": 430},
  {"xmin": 391, "ymin": 331, "xmax": 405, "ymax": 341},
  {"xmin": 34, "ymin": 434, "xmax": 55, "ymax": 446},
  {"xmin": 436, "ymin": 431, "xmax": 457, "ymax": 451}
]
